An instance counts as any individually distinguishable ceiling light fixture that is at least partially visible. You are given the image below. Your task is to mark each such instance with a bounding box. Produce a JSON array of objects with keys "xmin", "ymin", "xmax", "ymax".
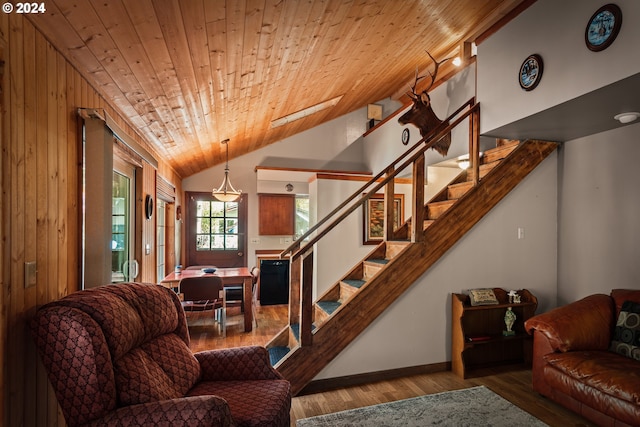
[
  {"xmin": 212, "ymin": 139, "xmax": 241, "ymax": 202},
  {"xmin": 614, "ymin": 112, "xmax": 640, "ymax": 124},
  {"xmin": 271, "ymin": 95, "xmax": 344, "ymax": 128}
]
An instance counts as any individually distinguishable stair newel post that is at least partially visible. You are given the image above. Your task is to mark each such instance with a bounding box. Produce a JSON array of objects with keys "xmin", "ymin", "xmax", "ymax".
[
  {"xmin": 300, "ymin": 250, "xmax": 314, "ymax": 346},
  {"xmin": 384, "ymin": 166, "xmax": 395, "ymax": 242},
  {"xmin": 288, "ymin": 244, "xmax": 302, "ymax": 326},
  {"xmin": 469, "ymin": 106, "xmax": 480, "ymax": 186},
  {"xmin": 411, "ymin": 154, "xmax": 425, "ymax": 243}
]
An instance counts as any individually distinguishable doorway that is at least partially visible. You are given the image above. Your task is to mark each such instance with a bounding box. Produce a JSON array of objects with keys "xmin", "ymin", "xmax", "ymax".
[
  {"xmin": 186, "ymin": 192, "xmax": 247, "ymax": 268},
  {"xmin": 112, "ymin": 159, "xmax": 138, "ymax": 283}
]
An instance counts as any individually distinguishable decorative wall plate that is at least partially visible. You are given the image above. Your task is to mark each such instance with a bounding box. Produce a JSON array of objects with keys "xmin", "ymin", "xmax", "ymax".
[
  {"xmin": 519, "ymin": 54, "xmax": 543, "ymax": 91},
  {"xmin": 401, "ymin": 128, "xmax": 410, "ymax": 145},
  {"xmin": 145, "ymin": 195, "xmax": 154, "ymax": 219},
  {"xmin": 585, "ymin": 4, "xmax": 622, "ymax": 52}
]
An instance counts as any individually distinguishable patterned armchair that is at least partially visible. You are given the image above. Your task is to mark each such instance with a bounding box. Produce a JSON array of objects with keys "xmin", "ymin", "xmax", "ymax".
[{"xmin": 30, "ymin": 282, "xmax": 291, "ymax": 427}]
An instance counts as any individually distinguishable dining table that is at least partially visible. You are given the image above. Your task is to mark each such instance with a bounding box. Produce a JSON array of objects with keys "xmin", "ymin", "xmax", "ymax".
[{"xmin": 160, "ymin": 267, "xmax": 254, "ymax": 332}]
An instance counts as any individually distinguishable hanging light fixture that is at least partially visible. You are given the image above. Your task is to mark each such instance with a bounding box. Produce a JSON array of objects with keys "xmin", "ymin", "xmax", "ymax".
[{"xmin": 212, "ymin": 139, "xmax": 241, "ymax": 202}]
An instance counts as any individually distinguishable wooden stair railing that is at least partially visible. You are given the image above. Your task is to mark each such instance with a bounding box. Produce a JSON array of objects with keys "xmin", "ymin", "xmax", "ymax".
[
  {"xmin": 278, "ymin": 98, "xmax": 479, "ymax": 328},
  {"xmin": 267, "ymin": 92, "xmax": 558, "ymax": 394},
  {"xmin": 271, "ymin": 98, "xmax": 479, "ymax": 375},
  {"xmin": 271, "ymin": 139, "xmax": 557, "ymax": 395}
]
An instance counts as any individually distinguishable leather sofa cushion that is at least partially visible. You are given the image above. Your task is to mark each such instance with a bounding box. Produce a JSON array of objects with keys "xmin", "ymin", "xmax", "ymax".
[{"xmin": 544, "ymin": 350, "xmax": 640, "ymax": 406}]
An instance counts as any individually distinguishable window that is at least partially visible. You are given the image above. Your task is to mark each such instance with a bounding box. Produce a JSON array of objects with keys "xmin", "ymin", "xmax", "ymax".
[
  {"xmin": 111, "ymin": 171, "xmax": 131, "ymax": 283},
  {"xmin": 195, "ymin": 200, "xmax": 239, "ymax": 250},
  {"xmin": 156, "ymin": 199, "xmax": 166, "ymax": 280},
  {"xmin": 295, "ymin": 195, "xmax": 310, "ymax": 239},
  {"xmin": 111, "ymin": 161, "xmax": 138, "ymax": 284}
]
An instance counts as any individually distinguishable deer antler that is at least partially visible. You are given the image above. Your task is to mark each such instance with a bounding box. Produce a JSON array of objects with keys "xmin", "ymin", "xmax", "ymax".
[
  {"xmin": 423, "ymin": 51, "xmax": 451, "ymax": 92},
  {"xmin": 407, "ymin": 67, "xmax": 427, "ymax": 100},
  {"xmin": 407, "ymin": 51, "xmax": 452, "ymax": 100}
]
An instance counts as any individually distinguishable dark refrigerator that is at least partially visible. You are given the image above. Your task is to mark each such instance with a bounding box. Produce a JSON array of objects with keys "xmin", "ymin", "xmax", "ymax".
[{"xmin": 259, "ymin": 259, "xmax": 290, "ymax": 305}]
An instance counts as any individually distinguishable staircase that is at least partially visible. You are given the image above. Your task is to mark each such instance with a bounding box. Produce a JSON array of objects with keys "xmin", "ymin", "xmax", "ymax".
[{"xmin": 266, "ymin": 100, "xmax": 558, "ymax": 395}]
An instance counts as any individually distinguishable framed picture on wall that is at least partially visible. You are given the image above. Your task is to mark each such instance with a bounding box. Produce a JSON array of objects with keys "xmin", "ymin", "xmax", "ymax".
[{"xmin": 363, "ymin": 194, "xmax": 404, "ymax": 245}]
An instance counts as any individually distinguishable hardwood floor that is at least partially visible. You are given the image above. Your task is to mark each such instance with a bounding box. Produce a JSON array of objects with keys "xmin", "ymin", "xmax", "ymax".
[{"xmin": 187, "ymin": 304, "xmax": 594, "ymax": 427}]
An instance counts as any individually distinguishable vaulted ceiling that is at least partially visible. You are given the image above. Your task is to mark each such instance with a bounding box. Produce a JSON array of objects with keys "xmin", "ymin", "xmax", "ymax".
[{"xmin": 28, "ymin": 0, "xmax": 531, "ymax": 178}]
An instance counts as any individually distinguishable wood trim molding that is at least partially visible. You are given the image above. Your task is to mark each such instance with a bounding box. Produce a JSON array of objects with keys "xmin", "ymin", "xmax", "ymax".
[
  {"xmin": 298, "ymin": 362, "xmax": 450, "ymax": 396},
  {"xmin": 255, "ymin": 165, "xmax": 371, "ymax": 175},
  {"xmin": 312, "ymin": 173, "xmax": 412, "ymax": 185}
]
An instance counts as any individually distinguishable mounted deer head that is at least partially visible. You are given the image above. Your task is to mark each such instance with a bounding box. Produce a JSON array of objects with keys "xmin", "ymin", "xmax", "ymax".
[{"xmin": 398, "ymin": 51, "xmax": 451, "ymax": 156}]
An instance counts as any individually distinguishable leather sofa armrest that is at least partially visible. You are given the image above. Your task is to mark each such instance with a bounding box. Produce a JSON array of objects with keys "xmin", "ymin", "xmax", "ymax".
[
  {"xmin": 195, "ymin": 346, "xmax": 285, "ymax": 381},
  {"xmin": 524, "ymin": 294, "xmax": 614, "ymax": 352},
  {"xmin": 87, "ymin": 395, "xmax": 233, "ymax": 427}
]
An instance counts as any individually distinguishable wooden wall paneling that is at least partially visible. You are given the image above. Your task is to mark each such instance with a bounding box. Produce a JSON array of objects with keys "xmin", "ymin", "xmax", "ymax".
[
  {"xmin": 204, "ymin": 1, "xmax": 227, "ymax": 150},
  {"xmin": 121, "ymin": 0, "xmax": 180, "ymax": 153},
  {"xmin": 12, "ymin": 13, "xmax": 29, "ymax": 427},
  {"xmin": 46, "ymin": 38, "xmax": 63, "ymax": 425},
  {"xmin": 179, "ymin": 0, "xmax": 217, "ymax": 143},
  {"xmin": 141, "ymin": 163, "xmax": 157, "ymax": 282},
  {"xmin": 24, "ymin": 14, "xmax": 36, "ymax": 304},
  {"xmin": 0, "ymin": 14, "xmax": 182, "ymax": 426},
  {"xmin": 57, "ymin": 49, "xmax": 68, "ymax": 302},
  {"xmin": 67, "ymin": 62, "xmax": 80, "ymax": 301},
  {"xmin": 0, "ymin": 38, "xmax": 6, "ymax": 427},
  {"xmin": 153, "ymin": 0, "xmax": 207, "ymax": 152},
  {"xmin": 32, "ymin": 27, "xmax": 47, "ymax": 427}
]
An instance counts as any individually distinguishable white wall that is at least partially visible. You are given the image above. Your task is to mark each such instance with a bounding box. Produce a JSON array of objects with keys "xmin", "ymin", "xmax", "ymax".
[
  {"xmin": 478, "ymin": 0, "xmax": 640, "ymax": 134},
  {"xmin": 312, "ymin": 177, "xmax": 413, "ymax": 299},
  {"xmin": 364, "ymin": 62, "xmax": 477, "ymax": 175},
  {"xmin": 557, "ymin": 123, "xmax": 640, "ymax": 304},
  {"xmin": 312, "ymin": 31, "xmax": 562, "ymax": 376},
  {"xmin": 183, "ymin": 106, "xmax": 372, "ymax": 266}
]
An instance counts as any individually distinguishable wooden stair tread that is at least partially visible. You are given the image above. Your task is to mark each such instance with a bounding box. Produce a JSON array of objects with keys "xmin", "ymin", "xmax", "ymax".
[
  {"xmin": 428, "ymin": 200, "xmax": 456, "ymax": 208},
  {"xmin": 448, "ymin": 181, "xmax": 473, "ymax": 199},
  {"xmin": 482, "ymin": 142, "xmax": 519, "ymax": 164}
]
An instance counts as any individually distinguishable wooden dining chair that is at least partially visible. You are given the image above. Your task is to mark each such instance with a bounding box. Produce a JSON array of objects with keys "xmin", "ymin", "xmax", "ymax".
[
  {"xmin": 251, "ymin": 266, "xmax": 260, "ymax": 328},
  {"xmin": 179, "ymin": 275, "xmax": 226, "ymax": 336}
]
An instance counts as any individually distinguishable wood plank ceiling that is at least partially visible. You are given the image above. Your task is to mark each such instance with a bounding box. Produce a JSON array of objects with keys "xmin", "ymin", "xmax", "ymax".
[{"xmin": 27, "ymin": 0, "xmax": 529, "ymax": 178}]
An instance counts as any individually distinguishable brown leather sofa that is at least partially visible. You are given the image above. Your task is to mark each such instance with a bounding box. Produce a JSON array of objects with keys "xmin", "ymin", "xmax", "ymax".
[{"xmin": 525, "ymin": 289, "xmax": 640, "ymax": 427}]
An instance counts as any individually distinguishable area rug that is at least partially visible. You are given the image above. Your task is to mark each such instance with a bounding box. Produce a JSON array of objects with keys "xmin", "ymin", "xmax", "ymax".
[{"xmin": 296, "ymin": 385, "xmax": 548, "ymax": 426}]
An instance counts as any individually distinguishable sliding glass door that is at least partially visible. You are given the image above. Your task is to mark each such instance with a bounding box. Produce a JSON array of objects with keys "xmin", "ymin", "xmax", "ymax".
[{"xmin": 112, "ymin": 160, "xmax": 138, "ymax": 283}]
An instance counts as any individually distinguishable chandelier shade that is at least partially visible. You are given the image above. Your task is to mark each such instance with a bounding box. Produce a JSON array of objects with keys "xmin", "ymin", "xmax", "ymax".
[{"xmin": 212, "ymin": 139, "xmax": 241, "ymax": 202}]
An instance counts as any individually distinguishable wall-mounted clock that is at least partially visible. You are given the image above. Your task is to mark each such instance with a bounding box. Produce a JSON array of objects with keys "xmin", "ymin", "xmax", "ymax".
[
  {"xmin": 401, "ymin": 128, "xmax": 410, "ymax": 145},
  {"xmin": 585, "ymin": 4, "xmax": 622, "ymax": 52},
  {"xmin": 519, "ymin": 54, "xmax": 543, "ymax": 91}
]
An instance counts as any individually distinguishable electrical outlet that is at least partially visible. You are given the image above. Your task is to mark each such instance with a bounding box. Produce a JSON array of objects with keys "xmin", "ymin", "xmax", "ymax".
[
  {"xmin": 517, "ymin": 227, "xmax": 525, "ymax": 240},
  {"xmin": 251, "ymin": 237, "xmax": 261, "ymax": 244}
]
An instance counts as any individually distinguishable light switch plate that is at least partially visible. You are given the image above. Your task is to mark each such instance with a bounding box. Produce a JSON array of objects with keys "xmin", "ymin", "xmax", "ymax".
[{"xmin": 25, "ymin": 261, "xmax": 37, "ymax": 288}]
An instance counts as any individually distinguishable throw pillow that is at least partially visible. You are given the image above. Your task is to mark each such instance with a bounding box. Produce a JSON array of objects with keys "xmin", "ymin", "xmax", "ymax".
[
  {"xmin": 610, "ymin": 300, "xmax": 640, "ymax": 361},
  {"xmin": 469, "ymin": 289, "xmax": 499, "ymax": 306}
]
